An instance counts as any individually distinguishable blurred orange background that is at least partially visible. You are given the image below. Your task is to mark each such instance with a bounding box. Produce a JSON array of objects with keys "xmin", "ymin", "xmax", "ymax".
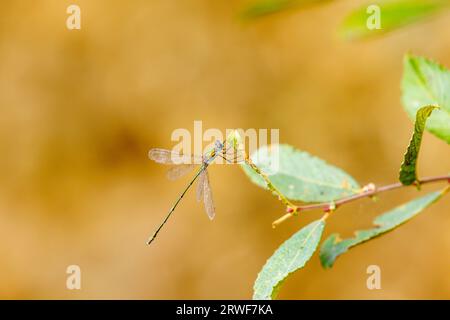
[{"xmin": 0, "ymin": 0, "xmax": 449, "ymax": 299}]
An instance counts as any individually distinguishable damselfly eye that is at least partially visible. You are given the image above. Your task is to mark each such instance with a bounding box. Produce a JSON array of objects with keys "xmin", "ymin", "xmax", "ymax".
[{"xmin": 214, "ymin": 140, "xmax": 223, "ymax": 149}]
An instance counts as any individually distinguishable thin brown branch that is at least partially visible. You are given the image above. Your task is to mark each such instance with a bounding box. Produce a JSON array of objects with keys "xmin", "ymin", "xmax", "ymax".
[{"xmin": 272, "ymin": 174, "xmax": 450, "ymax": 228}]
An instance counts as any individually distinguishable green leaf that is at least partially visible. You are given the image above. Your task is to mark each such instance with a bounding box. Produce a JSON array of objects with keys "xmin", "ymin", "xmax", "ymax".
[
  {"xmin": 402, "ymin": 54, "xmax": 450, "ymax": 144},
  {"xmin": 241, "ymin": 144, "xmax": 360, "ymax": 202},
  {"xmin": 241, "ymin": 0, "xmax": 330, "ymax": 18},
  {"xmin": 253, "ymin": 219, "xmax": 325, "ymax": 300},
  {"xmin": 319, "ymin": 188, "xmax": 448, "ymax": 268},
  {"xmin": 340, "ymin": 0, "xmax": 450, "ymax": 40},
  {"xmin": 399, "ymin": 106, "xmax": 438, "ymax": 186}
]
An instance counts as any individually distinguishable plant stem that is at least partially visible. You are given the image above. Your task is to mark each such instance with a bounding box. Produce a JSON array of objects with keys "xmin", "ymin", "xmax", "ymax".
[
  {"xmin": 244, "ymin": 156, "xmax": 297, "ymax": 210},
  {"xmin": 272, "ymin": 174, "xmax": 450, "ymax": 228}
]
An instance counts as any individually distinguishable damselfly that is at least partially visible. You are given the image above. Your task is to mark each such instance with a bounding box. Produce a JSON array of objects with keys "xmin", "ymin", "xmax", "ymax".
[{"xmin": 147, "ymin": 140, "xmax": 243, "ymax": 245}]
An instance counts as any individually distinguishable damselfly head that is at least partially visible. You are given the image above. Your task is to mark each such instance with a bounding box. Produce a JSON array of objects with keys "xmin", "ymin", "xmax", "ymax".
[{"xmin": 214, "ymin": 140, "xmax": 224, "ymax": 151}]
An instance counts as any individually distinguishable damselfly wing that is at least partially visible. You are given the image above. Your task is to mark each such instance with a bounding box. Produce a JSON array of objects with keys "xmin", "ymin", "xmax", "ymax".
[{"xmin": 147, "ymin": 140, "xmax": 243, "ymax": 244}]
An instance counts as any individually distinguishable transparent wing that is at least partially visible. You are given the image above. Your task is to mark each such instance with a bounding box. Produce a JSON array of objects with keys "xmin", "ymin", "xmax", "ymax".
[
  {"xmin": 196, "ymin": 170, "xmax": 206, "ymax": 202},
  {"xmin": 148, "ymin": 148, "xmax": 201, "ymax": 164},
  {"xmin": 166, "ymin": 164, "xmax": 196, "ymax": 181},
  {"xmin": 203, "ymin": 170, "xmax": 215, "ymax": 220}
]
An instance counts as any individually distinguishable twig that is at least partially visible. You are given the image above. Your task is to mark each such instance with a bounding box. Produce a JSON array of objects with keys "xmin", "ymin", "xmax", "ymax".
[{"xmin": 272, "ymin": 174, "xmax": 450, "ymax": 228}]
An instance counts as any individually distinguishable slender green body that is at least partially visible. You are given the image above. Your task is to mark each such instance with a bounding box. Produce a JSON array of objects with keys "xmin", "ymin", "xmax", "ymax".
[{"xmin": 147, "ymin": 165, "xmax": 207, "ymax": 245}]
